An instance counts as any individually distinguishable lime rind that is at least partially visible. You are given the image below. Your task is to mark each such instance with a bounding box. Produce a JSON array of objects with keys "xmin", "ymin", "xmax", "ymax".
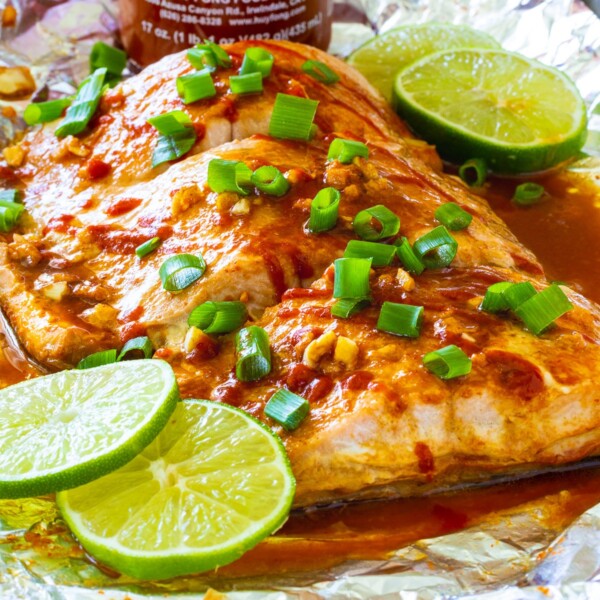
[
  {"xmin": 0, "ymin": 360, "xmax": 179, "ymax": 498},
  {"xmin": 392, "ymin": 48, "xmax": 588, "ymax": 173},
  {"xmin": 347, "ymin": 23, "xmax": 500, "ymax": 101},
  {"xmin": 57, "ymin": 399, "xmax": 296, "ymax": 580}
]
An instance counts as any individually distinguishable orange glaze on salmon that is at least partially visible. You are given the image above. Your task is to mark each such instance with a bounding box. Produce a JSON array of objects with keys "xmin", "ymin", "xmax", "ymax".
[{"xmin": 1, "ymin": 41, "xmax": 599, "ymax": 506}]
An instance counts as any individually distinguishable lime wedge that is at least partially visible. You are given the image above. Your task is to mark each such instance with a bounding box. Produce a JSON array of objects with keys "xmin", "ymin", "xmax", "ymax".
[
  {"xmin": 392, "ymin": 49, "xmax": 588, "ymax": 174},
  {"xmin": 57, "ymin": 399, "xmax": 295, "ymax": 580},
  {"xmin": 347, "ymin": 23, "xmax": 500, "ymax": 102},
  {"xmin": 0, "ymin": 360, "xmax": 179, "ymax": 498}
]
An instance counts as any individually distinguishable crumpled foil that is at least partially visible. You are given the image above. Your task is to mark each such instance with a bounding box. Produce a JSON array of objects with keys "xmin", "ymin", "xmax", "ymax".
[{"xmin": 1, "ymin": 1, "xmax": 600, "ymax": 598}]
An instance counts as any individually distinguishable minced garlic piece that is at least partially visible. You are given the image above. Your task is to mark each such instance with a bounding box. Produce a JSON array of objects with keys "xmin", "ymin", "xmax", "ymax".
[
  {"xmin": 334, "ymin": 336, "xmax": 359, "ymax": 370},
  {"xmin": 67, "ymin": 136, "xmax": 91, "ymax": 157},
  {"xmin": 171, "ymin": 184, "xmax": 202, "ymax": 217},
  {"xmin": 184, "ymin": 326, "xmax": 211, "ymax": 353},
  {"xmin": 2, "ymin": 144, "xmax": 25, "ymax": 167},
  {"xmin": 215, "ymin": 192, "xmax": 238, "ymax": 212},
  {"xmin": 80, "ymin": 304, "xmax": 118, "ymax": 329},
  {"xmin": 396, "ymin": 268, "xmax": 415, "ymax": 291},
  {"xmin": 42, "ymin": 282, "xmax": 69, "ymax": 302},
  {"xmin": 303, "ymin": 330, "xmax": 337, "ymax": 369},
  {"xmin": 231, "ymin": 198, "xmax": 250, "ymax": 216}
]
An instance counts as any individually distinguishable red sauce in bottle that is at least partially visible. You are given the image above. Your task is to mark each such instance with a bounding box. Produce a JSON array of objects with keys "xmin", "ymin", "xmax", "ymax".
[{"xmin": 118, "ymin": 0, "xmax": 333, "ymax": 67}]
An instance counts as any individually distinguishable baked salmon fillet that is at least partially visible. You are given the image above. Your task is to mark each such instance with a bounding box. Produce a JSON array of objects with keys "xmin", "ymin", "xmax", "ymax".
[{"xmin": 1, "ymin": 40, "xmax": 599, "ymax": 506}]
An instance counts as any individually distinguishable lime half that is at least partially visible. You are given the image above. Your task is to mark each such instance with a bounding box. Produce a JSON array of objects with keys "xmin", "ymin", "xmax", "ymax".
[
  {"xmin": 57, "ymin": 399, "xmax": 295, "ymax": 580},
  {"xmin": 393, "ymin": 48, "xmax": 588, "ymax": 173},
  {"xmin": 0, "ymin": 360, "xmax": 179, "ymax": 498},
  {"xmin": 347, "ymin": 23, "xmax": 500, "ymax": 102}
]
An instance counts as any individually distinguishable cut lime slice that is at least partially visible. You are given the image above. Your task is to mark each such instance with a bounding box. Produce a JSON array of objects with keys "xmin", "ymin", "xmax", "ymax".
[
  {"xmin": 347, "ymin": 23, "xmax": 500, "ymax": 102},
  {"xmin": 57, "ymin": 399, "xmax": 295, "ymax": 580},
  {"xmin": 392, "ymin": 49, "xmax": 588, "ymax": 174},
  {"xmin": 0, "ymin": 360, "xmax": 179, "ymax": 498}
]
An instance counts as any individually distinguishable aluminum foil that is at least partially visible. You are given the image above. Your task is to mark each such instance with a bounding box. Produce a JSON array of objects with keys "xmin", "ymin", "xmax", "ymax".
[{"xmin": 1, "ymin": 1, "xmax": 600, "ymax": 598}]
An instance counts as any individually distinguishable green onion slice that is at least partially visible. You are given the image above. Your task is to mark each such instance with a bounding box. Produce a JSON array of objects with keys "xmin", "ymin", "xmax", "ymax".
[
  {"xmin": 343, "ymin": 240, "xmax": 395, "ymax": 266},
  {"xmin": 514, "ymin": 284, "xmax": 573, "ymax": 335},
  {"xmin": 188, "ymin": 300, "xmax": 247, "ymax": 334},
  {"xmin": 90, "ymin": 41, "xmax": 127, "ymax": 80},
  {"xmin": 434, "ymin": 203, "xmax": 472, "ymax": 231},
  {"xmin": 503, "ymin": 281, "xmax": 537, "ymax": 311},
  {"xmin": 187, "ymin": 47, "xmax": 218, "ymax": 72},
  {"xmin": 239, "ymin": 47, "xmax": 274, "ymax": 77},
  {"xmin": 301, "ymin": 60, "xmax": 340, "ymax": 84},
  {"xmin": 394, "ymin": 237, "xmax": 425, "ymax": 275},
  {"xmin": 353, "ymin": 205, "xmax": 400, "ymax": 242},
  {"xmin": 479, "ymin": 281, "xmax": 513, "ymax": 313},
  {"xmin": 236, "ymin": 325, "xmax": 271, "ymax": 382},
  {"xmin": 333, "ymin": 257, "xmax": 371, "ymax": 299},
  {"xmin": 207, "ymin": 159, "xmax": 253, "ymax": 195},
  {"xmin": 0, "ymin": 190, "xmax": 20, "ymax": 203},
  {"xmin": 423, "ymin": 345, "xmax": 472, "ymax": 380},
  {"xmin": 331, "ymin": 297, "xmax": 371, "ymax": 319},
  {"xmin": 458, "ymin": 158, "xmax": 487, "ymax": 187},
  {"xmin": 176, "ymin": 70, "xmax": 216, "ymax": 104},
  {"xmin": 117, "ymin": 336, "xmax": 153, "ymax": 361},
  {"xmin": 308, "ymin": 187, "xmax": 340, "ymax": 233},
  {"xmin": 196, "ymin": 40, "xmax": 232, "ymax": 68},
  {"xmin": 268, "ymin": 93, "xmax": 319, "ymax": 141},
  {"xmin": 135, "ymin": 237, "xmax": 161, "ymax": 259},
  {"xmin": 513, "ymin": 182, "xmax": 545, "ymax": 206},
  {"xmin": 265, "ymin": 388, "xmax": 310, "ymax": 431},
  {"xmin": 24, "ymin": 97, "xmax": 73, "ymax": 126},
  {"xmin": 147, "ymin": 111, "xmax": 196, "ymax": 168},
  {"xmin": 251, "ymin": 165, "xmax": 290, "ymax": 197},
  {"xmin": 413, "ymin": 226, "xmax": 458, "ymax": 269},
  {"xmin": 377, "ymin": 302, "xmax": 423, "ymax": 338},
  {"xmin": 0, "ymin": 201, "xmax": 24, "ymax": 233},
  {"xmin": 55, "ymin": 68, "xmax": 107, "ymax": 137},
  {"xmin": 229, "ymin": 72, "xmax": 263, "ymax": 95},
  {"xmin": 159, "ymin": 253, "xmax": 206, "ymax": 292},
  {"xmin": 327, "ymin": 138, "xmax": 369, "ymax": 164},
  {"xmin": 76, "ymin": 349, "xmax": 117, "ymax": 370}
]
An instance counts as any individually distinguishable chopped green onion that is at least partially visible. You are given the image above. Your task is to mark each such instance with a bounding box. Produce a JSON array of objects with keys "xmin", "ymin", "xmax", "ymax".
[
  {"xmin": 265, "ymin": 388, "xmax": 310, "ymax": 431},
  {"xmin": 23, "ymin": 97, "xmax": 73, "ymax": 126},
  {"xmin": 229, "ymin": 72, "xmax": 263, "ymax": 95},
  {"xmin": 196, "ymin": 40, "xmax": 232, "ymax": 68},
  {"xmin": 394, "ymin": 237, "xmax": 425, "ymax": 275},
  {"xmin": 343, "ymin": 240, "xmax": 395, "ymax": 266},
  {"xmin": 327, "ymin": 138, "xmax": 369, "ymax": 164},
  {"xmin": 353, "ymin": 205, "xmax": 400, "ymax": 242},
  {"xmin": 301, "ymin": 60, "xmax": 340, "ymax": 84},
  {"xmin": 90, "ymin": 41, "xmax": 127, "ymax": 81},
  {"xmin": 55, "ymin": 68, "xmax": 107, "ymax": 137},
  {"xmin": 135, "ymin": 237, "xmax": 161, "ymax": 259},
  {"xmin": 513, "ymin": 182, "xmax": 545, "ymax": 206},
  {"xmin": 479, "ymin": 281, "xmax": 513, "ymax": 313},
  {"xmin": 76, "ymin": 349, "xmax": 117, "ymax": 370},
  {"xmin": 434, "ymin": 203, "xmax": 472, "ymax": 231},
  {"xmin": 236, "ymin": 325, "xmax": 271, "ymax": 382},
  {"xmin": 514, "ymin": 284, "xmax": 573, "ymax": 335},
  {"xmin": 159, "ymin": 253, "xmax": 206, "ymax": 292},
  {"xmin": 331, "ymin": 297, "xmax": 370, "ymax": 319},
  {"xmin": 117, "ymin": 336, "xmax": 153, "ymax": 361},
  {"xmin": 0, "ymin": 190, "xmax": 20, "ymax": 203},
  {"xmin": 176, "ymin": 70, "xmax": 216, "ymax": 104},
  {"xmin": 0, "ymin": 201, "xmax": 24, "ymax": 233},
  {"xmin": 147, "ymin": 110, "xmax": 192, "ymax": 135},
  {"xmin": 333, "ymin": 257, "xmax": 371, "ymax": 299},
  {"xmin": 268, "ymin": 93, "xmax": 319, "ymax": 141},
  {"xmin": 147, "ymin": 111, "xmax": 196, "ymax": 168},
  {"xmin": 423, "ymin": 345, "xmax": 471, "ymax": 380},
  {"xmin": 458, "ymin": 158, "xmax": 487, "ymax": 187},
  {"xmin": 207, "ymin": 159, "xmax": 253, "ymax": 195},
  {"xmin": 187, "ymin": 47, "xmax": 217, "ymax": 72},
  {"xmin": 239, "ymin": 47, "xmax": 274, "ymax": 77},
  {"xmin": 413, "ymin": 226, "xmax": 458, "ymax": 269},
  {"xmin": 308, "ymin": 187, "xmax": 340, "ymax": 233},
  {"xmin": 503, "ymin": 282, "xmax": 537, "ymax": 311},
  {"xmin": 377, "ymin": 302, "xmax": 423, "ymax": 338},
  {"xmin": 251, "ymin": 165, "xmax": 290, "ymax": 197},
  {"xmin": 188, "ymin": 300, "xmax": 247, "ymax": 334}
]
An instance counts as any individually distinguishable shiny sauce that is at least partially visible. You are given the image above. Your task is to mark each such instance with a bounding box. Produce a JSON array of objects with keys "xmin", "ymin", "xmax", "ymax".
[{"xmin": 1, "ymin": 168, "xmax": 600, "ymax": 577}]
